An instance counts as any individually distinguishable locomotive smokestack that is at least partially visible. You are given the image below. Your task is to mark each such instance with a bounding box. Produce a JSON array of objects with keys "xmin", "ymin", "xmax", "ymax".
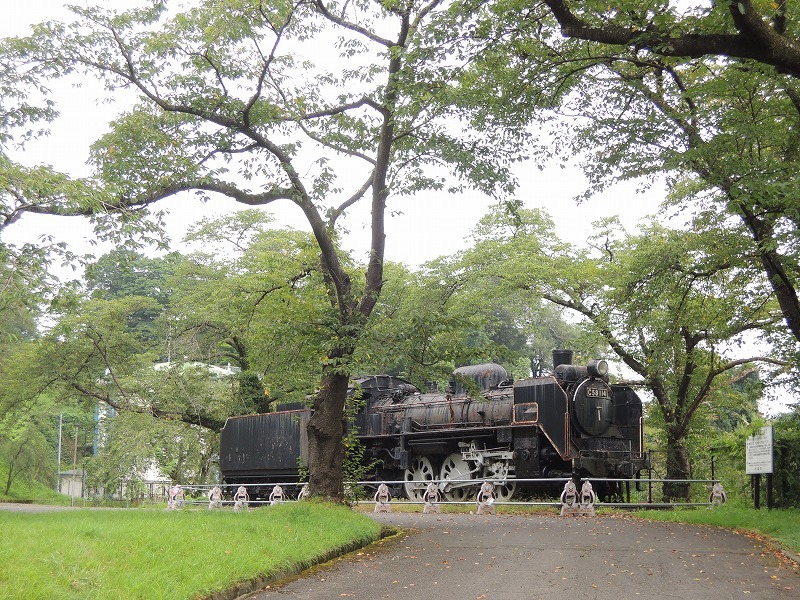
[{"xmin": 552, "ymin": 349, "xmax": 574, "ymax": 370}]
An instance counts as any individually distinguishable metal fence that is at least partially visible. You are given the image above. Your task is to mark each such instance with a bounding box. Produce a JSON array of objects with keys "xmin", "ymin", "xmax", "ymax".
[{"xmin": 162, "ymin": 477, "xmax": 725, "ymax": 509}]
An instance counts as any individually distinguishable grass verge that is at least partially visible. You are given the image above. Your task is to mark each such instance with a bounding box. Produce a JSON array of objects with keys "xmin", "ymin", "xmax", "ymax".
[
  {"xmin": 0, "ymin": 502, "xmax": 382, "ymax": 600},
  {"xmin": 626, "ymin": 500, "xmax": 800, "ymax": 560},
  {"xmin": 0, "ymin": 466, "xmax": 71, "ymax": 505}
]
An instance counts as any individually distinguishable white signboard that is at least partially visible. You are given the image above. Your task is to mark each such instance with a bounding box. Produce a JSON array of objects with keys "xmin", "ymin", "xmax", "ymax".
[{"xmin": 746, "ymin": 426, "xmax": 774, "ymax": 474}]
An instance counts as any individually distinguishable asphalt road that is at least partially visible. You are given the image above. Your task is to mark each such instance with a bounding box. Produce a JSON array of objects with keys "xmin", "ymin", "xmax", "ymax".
[{"xmin": 244, "ymin": 511, "xmax": 799, "ymax": 600}]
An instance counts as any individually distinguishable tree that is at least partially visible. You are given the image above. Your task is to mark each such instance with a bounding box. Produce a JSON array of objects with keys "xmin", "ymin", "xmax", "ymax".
[
  {"xmin": 465, "ymin": 207, "xmax": 787, "ymax": 499},
  {"xmin": 771, "ymin": 407, "xmax": 800, "ymax": 507},
  {"xmin": 539, "ymin": 0, "xmax": 800, "ymax": 77},
  {"xmin": 84, "ymin": 249, "xmax": 185, "ymax": 345},
  {"xmin": 173, "ymin": 211, "xmax": 332, "ymax": 403},
  {"xmin": 354, "ymin": 253, "xmax": 576, "ymax": 389},
  {"xmin": 416, "ymin": 2, "xmax": 800, "ymax": 366},
  {"xmin": 26, "ymin": 294, "xmax": 236, "ymax": 431},
  {"xmin": 2, "ymin": 2, "xmax": 524, "ymax": 498},
  {"xmin": 558, "ymin": 56, "xmax": 800, "ymax": 349},
  {"xmin": 85, "ymin": 410, "xmax": 218, "ymax": 494},
  {"xmin": 24, "ymin": 297, "xmax": 242, "ymax": 491},
  {"xmin": 1, "ymin": 414, "xmax": 53, "ymax": 495},
  {"xmin": 454, "ymin": 0, "xmax": 800, "ymax": 351},
  {"xmin": 0, "ymin": 244, "xmax": 47, "ymax": 343},
  {"xmin": 355, "ymin": 258, "xmax": 508, "ymax": 384},
  {"xmin": 0, "ymin": 341, "xmax": 68, "ymax": 497},
  {"xmin": 704, "ymin": 369, "xmax": 763, "ymax": 434}
]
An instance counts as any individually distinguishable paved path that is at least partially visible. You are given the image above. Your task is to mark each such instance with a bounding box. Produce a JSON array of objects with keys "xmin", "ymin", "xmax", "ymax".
[
  {"xmin": 0, "ymin": 502, "xmax": 117, "ymax": 512},
  {"xmin": 245, "ymin": 511, "xmax": 799, "ymax": 600}
]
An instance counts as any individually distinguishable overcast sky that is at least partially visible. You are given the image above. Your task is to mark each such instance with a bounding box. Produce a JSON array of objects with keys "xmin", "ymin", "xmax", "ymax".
[{"xmin": 1, "ymin": 0, "xmax": 665, "ymax": 271}]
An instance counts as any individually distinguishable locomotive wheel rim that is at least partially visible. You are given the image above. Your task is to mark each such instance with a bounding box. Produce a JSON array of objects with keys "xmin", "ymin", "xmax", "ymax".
[
  {"xmin": 439, "ymin": 452, "xmax": 474, "ymax": 502},
  {"xmin": 493, "ymin": 481, "xmax": 516, "ymax": 502},
  {"xmin": 482, "ymin": 461, "xmax": 516, "ymax": 501},
  {"xmin": 403, "ymin": 455, "xmax": 435, "ymax": 501}
]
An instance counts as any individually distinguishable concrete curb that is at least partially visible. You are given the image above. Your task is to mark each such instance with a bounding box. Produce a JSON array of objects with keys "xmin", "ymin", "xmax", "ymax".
[{"xmin": 205, "ymin": 526, "xmax": 403, "ymax": 600}]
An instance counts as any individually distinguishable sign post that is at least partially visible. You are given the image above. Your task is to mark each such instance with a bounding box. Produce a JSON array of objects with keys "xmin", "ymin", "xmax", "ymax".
[{"xmin": 746, "ymin": 426, "xmax": 774, "ymax": 510}]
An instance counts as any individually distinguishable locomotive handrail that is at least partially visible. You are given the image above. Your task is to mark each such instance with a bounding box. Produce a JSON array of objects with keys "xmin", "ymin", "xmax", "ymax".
[{"xmin": 415, "ymin": 420, "xmax": 490, "ymax": 428}]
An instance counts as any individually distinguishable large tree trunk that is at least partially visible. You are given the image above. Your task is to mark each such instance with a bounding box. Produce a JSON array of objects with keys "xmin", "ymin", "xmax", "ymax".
[
  {"xmin": 735, "ymin": 202, "xmax": 800, "ymax": 343},
  {"xmin": 663, "ymin": 431, "xmax": 692, "ymax": 502},
  {"xmin": 306, "ymin": 371, "xmax": 350, "ymax": 500}
]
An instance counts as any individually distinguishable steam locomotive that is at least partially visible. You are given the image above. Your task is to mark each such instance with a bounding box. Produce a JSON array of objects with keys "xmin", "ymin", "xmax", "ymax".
[{"xmin": 219, "ymin": 350, "xmax": 648, "ymax": 500}]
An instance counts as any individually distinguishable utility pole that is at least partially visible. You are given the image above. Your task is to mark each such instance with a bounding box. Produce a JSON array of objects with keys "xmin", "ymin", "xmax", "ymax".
[
  {"xmin": 56, "ymin": 412, "xmax": 62, "ymax": 493},
  {"xmin": 71, "ymin": 426, "xmax": 78, "ymax": 507}
]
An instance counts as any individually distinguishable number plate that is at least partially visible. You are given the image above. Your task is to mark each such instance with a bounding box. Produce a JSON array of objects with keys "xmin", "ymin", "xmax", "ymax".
[{"xmin": 586, "ymin": 387, "xmax": 609, "ymax": 399}]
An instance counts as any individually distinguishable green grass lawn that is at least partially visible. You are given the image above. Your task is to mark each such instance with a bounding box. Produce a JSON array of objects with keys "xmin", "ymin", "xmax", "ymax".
[
  {"xmin": 0, "ymin": 470, "xmax": 71, "ymax": 506},
  {"xmin": 628, "ymin": 500, "xmax": 800, "ymax": 559},
  {"xmin": 0, "ymin": 503, "xmax": 382, "ymax": 600}
]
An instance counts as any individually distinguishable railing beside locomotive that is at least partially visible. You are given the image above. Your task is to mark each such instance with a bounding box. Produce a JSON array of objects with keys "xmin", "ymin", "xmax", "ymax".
[
  {"xmin": 355, "ymin": 476, "xmax": 720, "ymax": 508},
  {"xmin": 169, "ymin": 476, "xmax": 724, "ymax": 509}
]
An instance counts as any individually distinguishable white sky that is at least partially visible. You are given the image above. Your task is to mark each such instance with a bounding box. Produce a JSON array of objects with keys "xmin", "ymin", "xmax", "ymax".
[{"xmin": 0, "ymin": 0, "xmax": 664, "ymax": 271}]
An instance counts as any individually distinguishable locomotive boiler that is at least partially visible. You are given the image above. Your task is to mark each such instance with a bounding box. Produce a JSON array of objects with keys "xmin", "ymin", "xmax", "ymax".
[{"xmin": 219, "ymin": 350, "xmax": 648, "ymax": 500}]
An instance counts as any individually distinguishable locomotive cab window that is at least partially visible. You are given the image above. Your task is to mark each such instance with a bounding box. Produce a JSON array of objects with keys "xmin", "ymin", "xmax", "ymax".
[{"xmin": 513, "ymin": 402, "xmax": 538, "ymax": 424}]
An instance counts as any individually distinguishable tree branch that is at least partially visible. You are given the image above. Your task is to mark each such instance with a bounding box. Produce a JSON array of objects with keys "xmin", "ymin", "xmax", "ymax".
[
  {"xmin": 543, "ymin": 0, "xmax": 800, "ymax": 76},
  {"xmin": 312, "ymin": 0, "xmax": 394, "ymax": 48}
]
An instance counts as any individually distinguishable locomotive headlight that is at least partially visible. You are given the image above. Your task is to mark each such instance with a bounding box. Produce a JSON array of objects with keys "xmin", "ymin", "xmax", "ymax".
[{"xmin": 587, "ymin": 360, "xmax": 609, "ymax": 378}]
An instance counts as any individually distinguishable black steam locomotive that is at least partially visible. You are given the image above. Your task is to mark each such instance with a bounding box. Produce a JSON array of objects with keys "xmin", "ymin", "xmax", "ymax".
[{"xmin": 219, "ymin": 350, "xmax": 648, "ymax": 500}]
